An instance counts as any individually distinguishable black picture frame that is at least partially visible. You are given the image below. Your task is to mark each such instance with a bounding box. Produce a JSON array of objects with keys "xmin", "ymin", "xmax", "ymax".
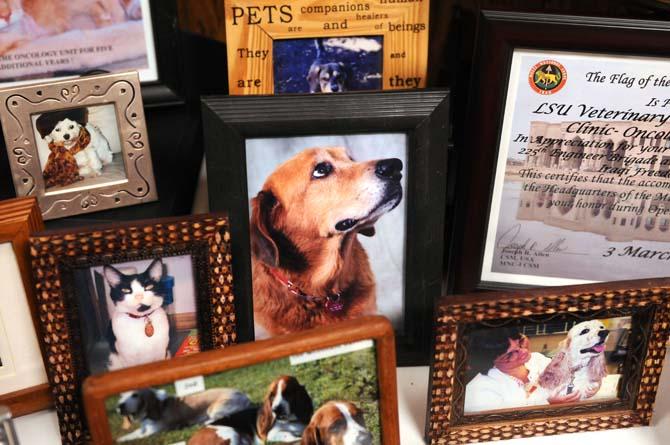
[
  {"xmin": 450, "ymin": 11, "xmax": 670, "ymax": 294},
  {"xmin": 202, "ymin": 90, "xmax": 451, "ymax": 365},
  {"xmin": 0, "ymin": 0, "xmax": 206, "ymax": 225}
]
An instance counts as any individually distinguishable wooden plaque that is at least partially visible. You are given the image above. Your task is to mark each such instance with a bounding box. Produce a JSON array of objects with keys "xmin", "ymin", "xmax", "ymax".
[{"xmin": 223, "ymin": 0, "xmax": 430, "ymax": 94}]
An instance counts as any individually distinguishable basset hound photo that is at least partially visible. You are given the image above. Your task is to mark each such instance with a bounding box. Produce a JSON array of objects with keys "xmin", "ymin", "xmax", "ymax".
[
  {"xmin": 115, "ymin": 387, "xmax": 252, "ymax": 442},
  {"xmin": 301, "ymin": 401, "xmax": 373, "ymax": 445},
  {"xmin": 246, "ymin": 135, "xmax": 408, "ymax": 338},
  {"xmin": 188, "ymin": 375, "xmax": 314, "ymax": 445}
]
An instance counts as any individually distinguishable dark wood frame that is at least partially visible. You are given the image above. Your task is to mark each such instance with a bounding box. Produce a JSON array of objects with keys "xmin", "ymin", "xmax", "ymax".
[
  {"xmin": 202, "ymin": 90, "xmax": 451, "ymax": 365},
  {"xmin": 29, "ymin": 214, "xmax": 238, "ymax": 443},
  {"xmin": 83, "ymin": 315, "xmax": 400, "ymax": 445},
  {"xmin": 0, "ymin": 197, "xmax": 51, "ymax": 416},
  {"xmin": 427, "ymin": 278, "xmax": 670, "ymax": 444},
  {"xmin": 451, "ymin": 10, "xmax": 670, "ymax": 293}
]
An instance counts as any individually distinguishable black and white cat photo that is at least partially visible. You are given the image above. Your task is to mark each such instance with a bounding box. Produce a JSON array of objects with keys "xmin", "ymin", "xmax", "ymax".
[{"xmin": 104, "ymin": 258, "xmax": 171, "ymax": 371}]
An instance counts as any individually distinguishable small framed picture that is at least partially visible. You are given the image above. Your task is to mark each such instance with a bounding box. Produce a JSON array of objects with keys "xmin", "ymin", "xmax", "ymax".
[
  {"xmin": 84, "ymin": 315, "xmax": 399, "ymax": 445},
  {"xmin": 202, "ymin": 90, "xmax": 450, "ymax": 365},
  {"xmin": 0, "ymin": 197, "xmax": 51, "ymax": 416},
  {"xmin": 453, "ymin": 11, "xmax": 670, "ymax": 292},
  {"xmin": 30, "ymin": 213, "xmax": 237, "ymax": 442},
  {"xmin": 223, "ymin": 0, "xmax": 429, "ymax": 95},
  {"xmin": 427, "ymin": 278, "xmax": 670, "ymax": 443},
  {"xmin": 0, "ymin": 71, "xmax": 158, "ymax": 220}
]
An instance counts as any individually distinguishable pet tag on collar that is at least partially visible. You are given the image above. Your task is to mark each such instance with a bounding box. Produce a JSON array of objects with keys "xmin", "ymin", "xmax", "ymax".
[
  {"xmin": 325, "ymin": 294, "xmax": 344, "ymax": 313},
  {"xmin": 145, "ymin": 319, "xmax": 154, "ymax": 337}
]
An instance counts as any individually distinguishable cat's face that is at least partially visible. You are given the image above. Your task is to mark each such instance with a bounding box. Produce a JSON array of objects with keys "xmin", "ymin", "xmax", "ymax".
[{"xmin": 103, "ymin": 259, "xmax": 165, "ymax": 316}]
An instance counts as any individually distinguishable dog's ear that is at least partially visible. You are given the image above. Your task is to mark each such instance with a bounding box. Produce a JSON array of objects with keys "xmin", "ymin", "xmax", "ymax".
[
  {"xmin": 250, "ymin": 190, "xmax": 280, "ymax": 266},
  {"xmin": 294, "ymin": 382, "xmax": 315, "ymax": 424},
  {"xmin": 144, "ymin": 390, "xmax": 163, "ymax": 421},
  {"xmin": 300, "ymin": 419, "xmax": 321, "ymax": 445},
  {"xmin": 538, "ymin": 339, "xmax": 572, "ymax": 390},
  {"xmin": 587, "ymin": 352, "xmax": 607, "ymax": 383},
  {"xmin": 256, "ymin": 390, "xmax": 276, "ymax": 441}
]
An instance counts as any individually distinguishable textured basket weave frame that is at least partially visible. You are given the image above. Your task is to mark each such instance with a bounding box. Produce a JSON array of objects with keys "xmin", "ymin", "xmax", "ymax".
[
  {"xmin": 428, "ymin": 286, "xmax": 670, "ymax": 444},
  {"xmin": 30, "ymin": 215, "xmax": 237, "ymax": 444}
]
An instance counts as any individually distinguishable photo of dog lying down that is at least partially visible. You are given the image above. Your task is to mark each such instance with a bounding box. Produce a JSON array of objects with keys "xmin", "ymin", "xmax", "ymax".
[
  {"xmin": 104, "ymin": 340, "xmax": 382, "ymax": 444},
  {"xmin": 248, "ymin": 144, "xmax": 405, "ymax": 338},
  {"xmin": 463, "ymin": 317, "xmax": 631, "ymax": 414}
]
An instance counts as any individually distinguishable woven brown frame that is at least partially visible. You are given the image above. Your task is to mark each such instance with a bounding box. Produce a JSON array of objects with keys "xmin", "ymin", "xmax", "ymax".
[
  {"xmin": 29, "ymin": 214, "xmax": 237, "ymax": 444},
  {"xmin": 427, "ymin": 278, "xmax": 670, "ymax": 444}
]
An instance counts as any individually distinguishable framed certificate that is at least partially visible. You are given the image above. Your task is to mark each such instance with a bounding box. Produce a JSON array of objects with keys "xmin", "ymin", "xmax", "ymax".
[{"xmin": 454, "ymin": 11, "xmax": 670, "ymax": 292}]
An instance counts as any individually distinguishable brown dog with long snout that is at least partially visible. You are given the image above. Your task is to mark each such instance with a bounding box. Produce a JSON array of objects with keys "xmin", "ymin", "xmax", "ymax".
[{"xmin": 250, "ymin": 147, "xmax": 403, "ymax": 337}]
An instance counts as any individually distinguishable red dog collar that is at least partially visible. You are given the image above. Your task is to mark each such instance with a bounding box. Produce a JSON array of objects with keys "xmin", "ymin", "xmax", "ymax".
[{"xmin": 266, "ymin": 267, "xmax": 345, "ymax": 313}]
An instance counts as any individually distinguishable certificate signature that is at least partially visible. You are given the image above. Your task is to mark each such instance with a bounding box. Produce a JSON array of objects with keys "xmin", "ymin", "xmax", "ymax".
[{"xmin": 496, "ymin": 224, "xmax": 569, "ymax": 256}]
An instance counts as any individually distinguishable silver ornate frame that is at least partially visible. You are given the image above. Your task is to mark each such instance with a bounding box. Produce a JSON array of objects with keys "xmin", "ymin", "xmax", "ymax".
[{"xmin": 0, "ymin": 71, "xmax": 158, "ymax": 220}]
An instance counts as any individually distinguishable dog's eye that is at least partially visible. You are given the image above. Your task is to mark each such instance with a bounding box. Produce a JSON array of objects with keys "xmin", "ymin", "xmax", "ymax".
[
  {"xmin": 68, "ymin": 125, "xmax": 74, "ymax": 130},
  {"xmin": 580, "ymin": 328, "xmax": 590, "ymax": 335},
  {"xmin": 312, "ymin": 162, "xmax": 333, "ymax": 179},
  {"xmin": 55, "ymin": 128, "xmax": 61, "ymax": 132}
]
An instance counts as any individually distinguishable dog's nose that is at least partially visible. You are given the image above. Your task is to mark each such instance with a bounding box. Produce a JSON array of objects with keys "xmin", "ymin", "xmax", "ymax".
[
  {"xmin": 273, "ymin": 404, "xmax": 288, "ymax": 418},
  {"xmin": 599, "ymin": 329, "xmax": 610, "ymax": 340},
  {"xmin": 331, "ymin": 85, "xmax": 340, "ymax": 92},
  {"xmin": 63, "ymin": 134, "xmax": 70, "ymax": 140},
  {"xmin": 375, "ymin": 158, "xmax": 403, "ymax": 181}
]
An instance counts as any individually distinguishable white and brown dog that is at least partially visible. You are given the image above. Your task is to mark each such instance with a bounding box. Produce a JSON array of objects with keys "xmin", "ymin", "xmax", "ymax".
[
  {"xmin": 116, "ymin": 387, "xmax": 252, "ymax": 442},
  {"xmin": 537, "ymin": 320, "xmax": 610, "ymax": 401},
  {"xmin": 36, "ymin": 108, "xmax": 113, "ymax": 178},
  {"xmin": 188, "ymin": 375, "xmax": 314, "ymax": 445},
  {"xmin": 301, "ymin": 401, "xmax": 372, "ymax": 445}
]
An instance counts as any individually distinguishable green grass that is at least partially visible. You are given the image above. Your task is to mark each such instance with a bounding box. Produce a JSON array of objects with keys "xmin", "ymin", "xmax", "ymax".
[{"xmin": 105, "ymin": 346, "xmax": 381, "ymax": 444}]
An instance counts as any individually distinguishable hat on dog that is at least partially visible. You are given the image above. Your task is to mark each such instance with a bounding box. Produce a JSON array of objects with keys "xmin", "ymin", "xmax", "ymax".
[{"xmin": 35, "ymin": 108, "xmax": 89, "ymax": 139}]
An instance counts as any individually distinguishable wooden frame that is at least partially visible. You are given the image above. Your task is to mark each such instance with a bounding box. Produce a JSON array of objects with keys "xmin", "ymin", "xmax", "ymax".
[
  {"xmin": 0, "ymin": 197, "xmax": 50, "ymax": 416},
  {"xmin": 0, "ymin": 71, "xmax": 158, "ymax": 220},
  {"xmin": 202, "ymin": 90, "xmax": 450, "ymax": 365},
  {"xmin": 84, "ymin": 315, "xmax": 399, "ymax": 445},
  {"xmin": 427, "ymin": 278, "xmax": 670, "ymax": 444},
  {"xmin": 29, "ymin": 214, "xmax": 237, "ymax": 443},
  {"xmin": 222, "ymin": 0, "xmax": 430, "ymax": 95},
  {"xmin": 451, "ymin": 11, "xmax": 670, "ymax": 293}
]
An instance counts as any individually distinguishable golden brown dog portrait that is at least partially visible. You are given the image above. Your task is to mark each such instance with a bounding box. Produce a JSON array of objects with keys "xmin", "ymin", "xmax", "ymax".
[{"xmin": 246, "ymin": 135, "xmax": 407, "ymax": 338}]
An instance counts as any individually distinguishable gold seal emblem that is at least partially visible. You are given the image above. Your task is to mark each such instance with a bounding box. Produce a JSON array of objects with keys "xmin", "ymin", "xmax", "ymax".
[{"xmin": 529, "ymin": 60, "xmax": 567, "ymax": 95}]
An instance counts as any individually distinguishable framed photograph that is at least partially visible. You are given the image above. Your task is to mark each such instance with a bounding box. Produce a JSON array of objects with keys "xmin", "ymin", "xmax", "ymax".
[
  {"xmin": 202, "ymin": 90, "xmax": 450, "ymax": 365},
  {"xmin": 0, "ymin": 197, "xmax": 51, "ymax": 417},
  {"xmin": 453, "ymin": 11, "xmax": 670, "ymax": 292},
  {"xmin": 0, "ymin": 0, "xmax": 184, "ymax": 104},
  {"xmin": 83, "ymin": 315, "xmax": 399, "ymax": 445},
  {"xmin": 29, "ymin": 213, "xmax": 237, "ymax": 442},
  {"xmin": 0, "ymin": 71, "xmax": 158, "ymax": 220},
  {"xmin": 223, "ymin": 0, "xmax": 429, "ymax": 95},
  {"xmin": 427, "ymin": 278, "xmax": 670, "ymax": 444}
]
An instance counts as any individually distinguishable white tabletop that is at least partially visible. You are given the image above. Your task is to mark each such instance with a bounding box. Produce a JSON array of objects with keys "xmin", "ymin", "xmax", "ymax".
[{"xmin": 14, "ymin": 364, "xmax": 670, "ymax": 444}]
